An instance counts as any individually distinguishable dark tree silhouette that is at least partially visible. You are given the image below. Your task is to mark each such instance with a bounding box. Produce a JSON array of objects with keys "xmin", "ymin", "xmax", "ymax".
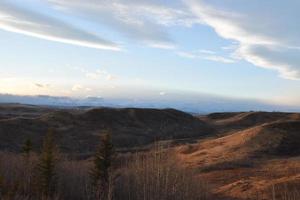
[
  {"xmin": 90, "ymin": 132, "xmax": 115, "ymax": 200},
  {"xmin": 36, "ymin": 129, "xmax": 58, "ymax": 197},
  {"xmin": 22, "ymin": 138, "xmax": 33, "ymax": 158}
]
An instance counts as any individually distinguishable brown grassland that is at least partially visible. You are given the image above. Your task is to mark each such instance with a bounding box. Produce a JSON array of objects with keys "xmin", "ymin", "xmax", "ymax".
[{"xmin": 0, "ymin": 105, "xmax": 299, "ymax": 199}]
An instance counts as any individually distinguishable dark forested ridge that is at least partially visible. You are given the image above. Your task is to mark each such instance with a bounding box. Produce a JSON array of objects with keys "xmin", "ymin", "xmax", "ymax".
[{"xmin": 0, "ymin": 104, "xmax": 214, "ymax": 153}]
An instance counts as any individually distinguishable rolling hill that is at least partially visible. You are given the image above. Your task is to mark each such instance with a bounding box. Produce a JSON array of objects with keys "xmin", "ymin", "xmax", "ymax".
[
  {"xmin": 178, "ymin": 113, "xmax": 300, "ymax": 199},
  {"xmin": 0, "ymin": 104, "xmax": 299, "ymax": 199},
  {"xmin": 0, "ymin": 104, "xmax": 214, "ymax": 153}
]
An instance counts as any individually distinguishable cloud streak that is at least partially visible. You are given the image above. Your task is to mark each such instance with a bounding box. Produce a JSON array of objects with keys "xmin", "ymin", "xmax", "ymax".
[
  {"xmin": 47, "ymin": 0, "xmax": 200, "ymax": 49},
  {"xmin": 177, "ymin": 50, "xmax": 235, "ymax": 63},
  {"xmin": 0, "ymin": 1, "xmax": 120, "ymax": 50},
  {"xmin": 34, "ymin": 83, "xmax": 50, "ymax": 88},
  {"xmin": 83, "ymin": 69, "xmax": 117, "ymax": 81},
  {"xmin": 187, "ymin": 0, "xmax": 300, "ymax": 80}
]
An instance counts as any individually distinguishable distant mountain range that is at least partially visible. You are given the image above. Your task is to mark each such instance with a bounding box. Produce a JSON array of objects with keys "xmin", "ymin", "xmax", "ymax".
[{"xmin": 0, "ymin": 93, "xmax": 300, "ymax": 113}]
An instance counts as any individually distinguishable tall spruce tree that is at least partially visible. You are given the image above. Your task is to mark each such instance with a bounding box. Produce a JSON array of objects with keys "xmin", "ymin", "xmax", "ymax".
[
  {"xmin": 22, "ymin": 138, "xmax": 33, "ymax": 158},
  {"xmin": 90, "ymin": 132, "xmax": 115, "ymax": 200},
  {"xmin": 36, "ymin": 129, "xmax": 58, "ymax": 197},
  {"xmin": 0, "ymin": 174, "xmax": 3, "ymax": 199}
]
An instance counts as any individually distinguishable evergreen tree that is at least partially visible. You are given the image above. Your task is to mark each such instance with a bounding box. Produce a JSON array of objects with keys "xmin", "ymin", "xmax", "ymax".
[
  {"xmin": 36, "ymin": 129, "xmax": 58, "ymax": 197},
  {"xmin": 22, "ymin": 138, "xmax": 33, "ymax": 158},
  {"xmin": 0, "ymin": 174, "xmax": 3, "ymax": 198},
  {"xmin": 90, "ymin": 132, "xmax": 115, "ymax": 200},
  {"xmin": 21, "ymin": 138, "xmax": 34, "ymax": 195}
]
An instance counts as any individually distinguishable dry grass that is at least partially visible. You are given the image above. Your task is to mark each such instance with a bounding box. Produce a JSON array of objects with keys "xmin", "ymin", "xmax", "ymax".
[{"xmin": 177, "ymin": 126, "xmax": 300, "ymax": 200}]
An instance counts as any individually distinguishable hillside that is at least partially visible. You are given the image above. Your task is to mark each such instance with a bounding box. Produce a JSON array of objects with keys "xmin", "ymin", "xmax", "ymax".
[
  {"xmin": 178, "ymin": 116, "xmax": 300, "ymax": 199},
  {"xmin": 201, "ymin": 111, "xmax": 300, "ymax": 133},
  {"xmin": 0, "ymin": 105, "xmax": 299, "ymax": 199},
  {"xmin": 0, "ymin": 104, "xmax": 214, "ymax": 153}
]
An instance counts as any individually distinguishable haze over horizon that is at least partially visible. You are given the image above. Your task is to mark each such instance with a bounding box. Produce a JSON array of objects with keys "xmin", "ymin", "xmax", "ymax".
[{"xmin": 1, "ymin": 0, "xmax": 300, "ymax": 110}]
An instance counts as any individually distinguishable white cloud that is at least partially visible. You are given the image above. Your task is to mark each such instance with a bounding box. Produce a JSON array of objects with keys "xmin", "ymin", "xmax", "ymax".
[
  {"xmin": 85, "ymin": 72, "xmax": 99, "ymax": 80},
  {"xmin": 85, "ymin": 69, "xmax": 107, "ymax": 79},
  {"xmin": 0, "ymin": 1, "xmax": 120, "ymax": 50},
  {"xmin": 47, "ymin": 0, "xmax": 200, "ymax": 49},
  {"xmin": 176, "ymin": 51, "xmax": 197, "ymax": 59},
  {"xmin": 186, "ymin": 0, "xmax": 300, "ymax": 80},
  {"xmin": 147, "ymin": 42, "xmax": 176, "ymax": 50},
  {"xmin": 106, "ymin": 74, "xmax": 117, "ymax": 81},
  {"xmin": 84, "ymin": 69, "xmax": 117, "ymax": 81},
  {"xmin": 71, "ymin": 84, "xmax": 83, "ymax": 91},
  {"xmin": 222, "ymin": 44, "xmax": 238, "ymax": 51},
  {"xmin": 71, "ymin": 84, "xmax": 93, "ymax": 93},
  {"xmin": 198, "ymin": 49, "xmax": 215, "ymax": 54},
  {"xmin": 202, "ymin": 55, "xmax": 235, "ymax": 64},
  {"xmin": 34, "ymin": 83, "xmax": 50, "ymax": 88},
  {"xmin": 177, "ymin": 50, "xmax": 235, "ymax": 63}
]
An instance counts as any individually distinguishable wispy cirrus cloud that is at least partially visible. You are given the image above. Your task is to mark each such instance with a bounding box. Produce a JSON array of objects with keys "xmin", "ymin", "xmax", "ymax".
[
  {"xmin": 0, "ymin": 0, "xmax": 200, "ymax": 51},
  {"xmin": 34, "ymin": 83, "xmax": 50, "ymax": 88},
  {"xmin": 70, "ymin": 66, "xmax": 118, "ymax": 81},
  {"xmin": 176, "ymin": 51, "xmax": 197, "ymax": 59},
  {"xmin": 47, "ymin": 0, "xmax": 200, "ymax": 49},
  {"xmin": 186, "ymin": 0, "xmax": 300, "ymax": 80},
  {"xmin": 0, "ymin": 1, "xmax": 120, "ymax": 50},
  {"xmin": 176, "ymin": 49, "xmax": 235, "ymax": 63},
  {"xmin": 203, "ymin": 55, "xmax": 235, "ymax": 64},
  {"xmin": 84, "ymin": 69, "xmax": 118, "ymax": 81}
]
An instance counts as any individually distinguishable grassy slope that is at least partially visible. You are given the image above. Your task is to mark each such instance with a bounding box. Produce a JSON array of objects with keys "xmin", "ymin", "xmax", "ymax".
[{"xmin": 178, "ymin": 112, "xmax": 300, "ymax": 199}]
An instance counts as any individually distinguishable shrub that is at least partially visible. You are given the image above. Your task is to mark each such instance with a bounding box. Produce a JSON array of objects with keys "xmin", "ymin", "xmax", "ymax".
[{"xmin": 114, "ymin": 144, "xmax": 209, "ymax": 200}]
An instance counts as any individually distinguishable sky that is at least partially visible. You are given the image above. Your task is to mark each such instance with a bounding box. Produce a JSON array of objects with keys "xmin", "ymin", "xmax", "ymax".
[{"xmin": 1, "ymin": 0, "xmax": 300, "ymax": 109}]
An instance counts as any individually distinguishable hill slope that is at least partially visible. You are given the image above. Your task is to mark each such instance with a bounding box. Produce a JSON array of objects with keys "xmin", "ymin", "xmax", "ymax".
[
  {"xmin": 0, "ymin": 105, "xmax": 299, "ymax": 199},
  {"xmin": 0, "ymin": 105, "xmax": 214, "ymax": 153},
  {"xmin": 202, "ymin": 111, "xmax": 300, "ymax": 133},
  {"xmin": 177, "ymin": 118, "xmax": 300, "ymax": 199}
]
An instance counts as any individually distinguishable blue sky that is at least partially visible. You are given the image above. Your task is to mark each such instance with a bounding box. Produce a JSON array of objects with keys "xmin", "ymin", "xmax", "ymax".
[{"xmin": 1, "ymin": 0, "xmax": 300, "ymax": 107}]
